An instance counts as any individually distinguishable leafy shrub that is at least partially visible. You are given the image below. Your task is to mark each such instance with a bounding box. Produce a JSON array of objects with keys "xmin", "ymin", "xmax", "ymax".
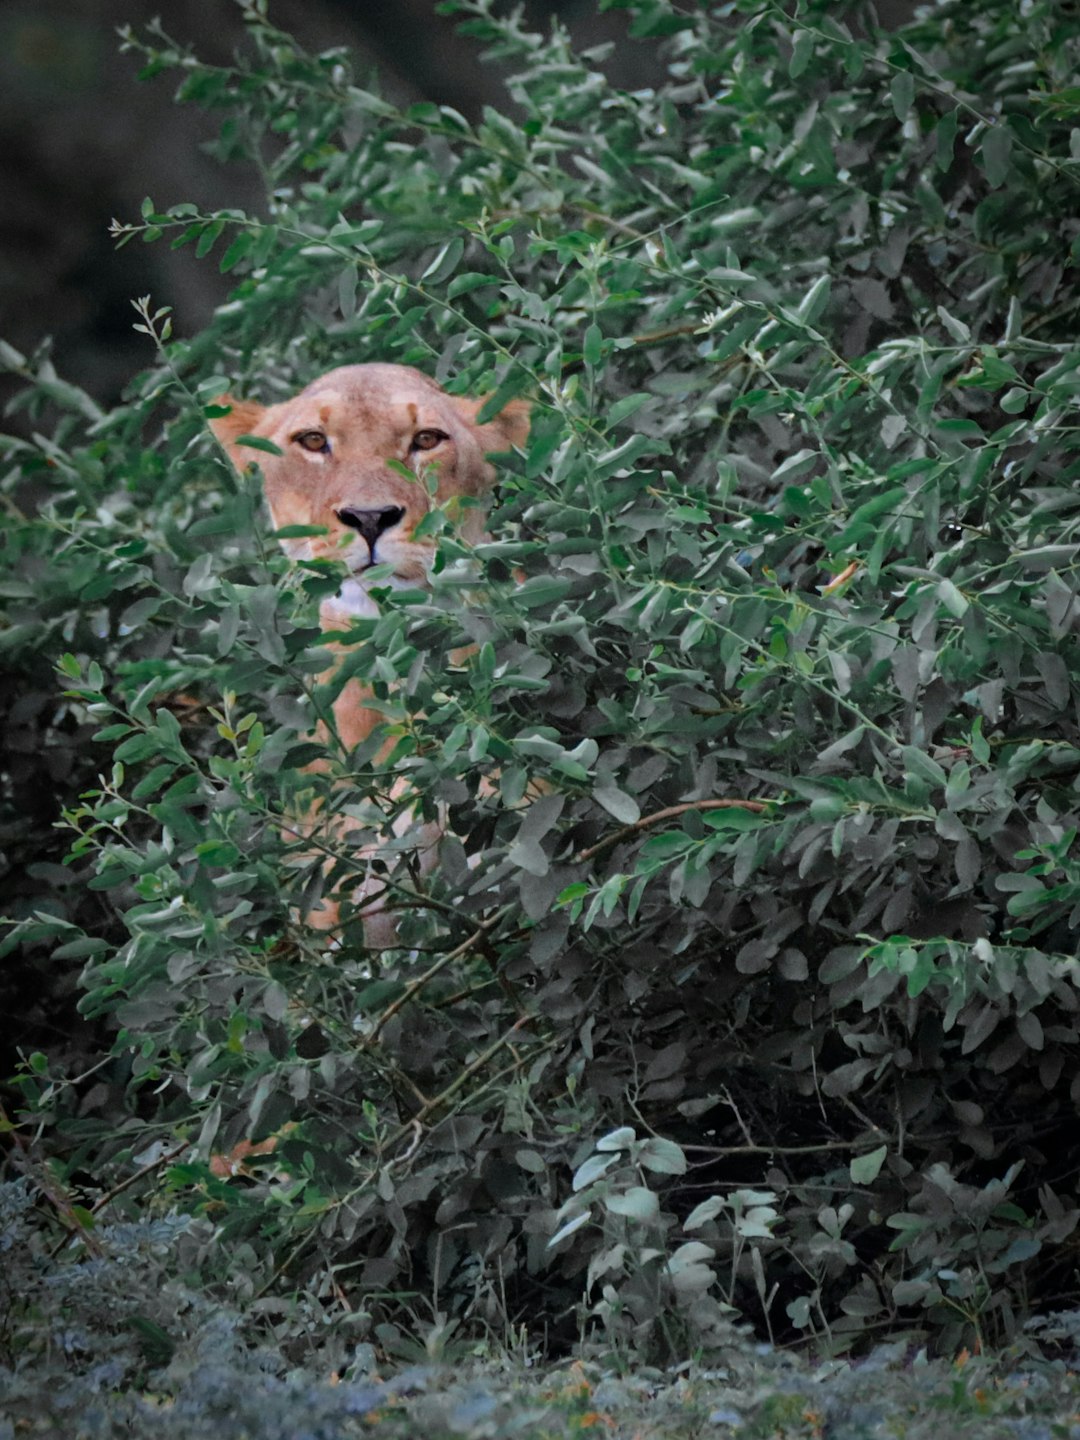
[{"xmin": 5, "ymin": 0, "xmax": 1080, "ymax": 1361}]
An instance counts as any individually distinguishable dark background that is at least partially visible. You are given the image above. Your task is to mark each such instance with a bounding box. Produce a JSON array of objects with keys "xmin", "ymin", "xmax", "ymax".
[
  {"xmin": 0, "ymin": 0, "xmax": 663, "ymax": 407},
  {"xmin": 0, "ymin": 0, "xmax": 921, "ymax": 409}
]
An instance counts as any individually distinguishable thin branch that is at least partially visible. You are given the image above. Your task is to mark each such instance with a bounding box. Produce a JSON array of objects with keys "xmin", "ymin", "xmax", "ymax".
[
  {"xmin": 458, "ymin": 1042, "xmax": 556, "ymax": 1116},
  {"xmin": 255, "ymin": 1015, "xmax": 538, "ymax": 1298},
  {"xmin": 90, "ymin": 1140, "xmax": 190, "ymax": 1214},
  {"xmin": 575, "ymin": 798, "xmax": 769, "ymax": 865},
  {"xmin": 629, "ymin": 321, "xmax": 703, "ymax": 347},
  {"xmin": 1, "ymin": 1101, "xmax": 104, "ymax": 1257},
  {"xmin": 682, "ymin": 1140, "xmax": 881, "ymax": 1156},
  {"xmin": 385, "ymin": 1016, "xmax": 533, "ymax": 1143},
  {"xmin": 361, "ymin": 904, "xmax": 512, "ymax": 1048},
  {"xmin": 561, "ymin": 321, "xmax": 705, "ymax": 377}
]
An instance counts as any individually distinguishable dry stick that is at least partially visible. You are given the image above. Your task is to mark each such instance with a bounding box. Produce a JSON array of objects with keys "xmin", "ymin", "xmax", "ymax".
[
  {"xmin": 630, "ymin": 320, "xmax": 704, "ymax": 347},
  {"xmin": 575, "ymin": 798, "xmax": 769, "ymax": 865},
  {"xmin": 0, "ymin": 1100, "xmax": 104, "ymax": 1257},
  {"xmin": 454, "ymin": 1042, "xmax": 557, "ymax": 1122},
  {"xmin": 562, "ymin": 321, "xmax": 704, "ymax": 376},
  {"xmin": 384, "ymin": 1015, "xmax": 534, "ymax": 1148},
  {"xmin": 682, "ymin": 1140, "xmax": 882, "ymax": 1156},
  {"xmin": 627, "ymin": 1097, "xmax": 886, "ymax": 1161},
  {"xmin": 90, "ymin": 1140, "xmax": 190, "ymax": 1215},
  {"xmin": 256, "ymin": 1015, "xmax": 536, "ymax": 1299},
  {"xmin": 361, "ymin": 906, "xmax": 512, "ymax": 1049},
  {"xmin": 295, "ymin": 992, "xmax": 433, "ymax": 1109}
]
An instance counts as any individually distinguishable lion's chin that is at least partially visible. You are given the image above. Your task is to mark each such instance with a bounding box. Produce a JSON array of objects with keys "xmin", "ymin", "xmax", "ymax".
[
  {"xmin": 332, "ymin": 577, "xmax": 382, "ymax": 619},
  {"xmin": 332, "ymin": 569, "xmax": 429, "ymax": 619}
]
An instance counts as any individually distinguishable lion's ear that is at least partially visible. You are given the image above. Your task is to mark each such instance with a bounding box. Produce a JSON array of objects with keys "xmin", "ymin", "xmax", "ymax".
[
  {"xmin": 452, "ymin": 395, "xmax": 531, "ymax": 456},
  {"xmin": 209, "ymin": 395, "xmax": 269, "ymax": 471}
]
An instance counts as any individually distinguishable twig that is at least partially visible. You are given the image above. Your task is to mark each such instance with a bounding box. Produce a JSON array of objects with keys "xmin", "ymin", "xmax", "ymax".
[
  {"xmin": 821, "ymin": 559, "xmax": 859, "ymax": 596},
  {"xmin": 720, "ymin": 1084, "xmax": 757, "ymax": 1150},
  {"xmin": 575, "ymin": 798, "xmax": 769, "ymax": 865},
  {"xmin": 682, "ymin": 1140, "xmax": 881, "ymax": 1156},
  {"xmin": 629, "ymin": 321, "xmax": 703, "ymax": 347},
  {"xmin": 289, "ymin": 992, "xmax": 433, "ymax": 1108},
  {"xmin": 385, "ymin": 1016, "xmax": 533, "ymax": 1144},
  {"xmin": 452, "ymin": 1039, "xmax": 557, "ymax": 1121},
  {"xmin": 361, "ymin": 906, "xmax": 511, "ymax": 1047},
  {"xmin": 398, "ymin": 1119, "xmax": 423, "ymax": 1164},
  {"xmin": 90, "ymin": 1140, "xmax": 190, "ymax": 1214},
  {"xmin": 562, "ymin": 320, "xmax": 706, "ymax": 377},
  {"xmin": 0, "ymin": 1101, "xmax": 104, "ymax": 1257},
  {"xmin": 255, "ymin": 1016, "xmax": 537, "ymax": 1299}
]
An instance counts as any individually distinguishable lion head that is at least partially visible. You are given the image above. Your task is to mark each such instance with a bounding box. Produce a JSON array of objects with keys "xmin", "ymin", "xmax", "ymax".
[{"xmin": 211, "ymin": 363, "xmax": 529, "ymax": 617}]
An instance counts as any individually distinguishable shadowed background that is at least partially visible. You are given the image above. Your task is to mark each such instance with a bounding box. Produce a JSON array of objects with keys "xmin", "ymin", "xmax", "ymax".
[
  {"xmin": 0, "ymin": 0, "xmax": 922, "ymax": 408},
  {"xmin": 0, "ymin": 0, "xmax": 666, "ymax": 406}
]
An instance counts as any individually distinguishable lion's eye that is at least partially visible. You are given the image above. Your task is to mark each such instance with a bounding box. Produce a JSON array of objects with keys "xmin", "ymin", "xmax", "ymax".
[
  {"xmin": 411, "ymin": 429, "xmax": 448, "ymax": 452},
  {"xmin": 293, "ymin": 430, "xmax": 330, "ymax": 454}
]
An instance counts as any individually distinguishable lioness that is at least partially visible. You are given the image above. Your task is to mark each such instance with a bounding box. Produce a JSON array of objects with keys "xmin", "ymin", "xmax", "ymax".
[{"xmin": 210, "ymin": 363, "xmax": 530, "ymax": 940}]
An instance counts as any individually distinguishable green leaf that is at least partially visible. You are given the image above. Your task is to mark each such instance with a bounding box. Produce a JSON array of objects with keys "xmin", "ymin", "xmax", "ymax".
[
  {"xmin": 272, "ymin": 524, "xmax": 329, "ymax": 539},
  {"xmin": 891, "ymin": 71, "xmax": 915, "ymax": 122},
  {"xmin": 195, "ymin": 839, "xmax": 240, "ymax": 867},
  {"xmin": 476, "ymin": 368, "xmax": 531, "ymax": 424},
  {"xmin": 772, "ymin": 449, "xmax": 817, "ymax": 483},
  {"xmin": 0, "ymin": 339, "xmax": 27, "ymax": 370},
  {"xmin": 901, "ymin": 745, "xmax": 947, "ymax": 788},
  {"xmin": 219, "ymin": 231, "xmax": 253, "ymax": 273},
  {"xmin": 235, "ymin": 434, "xmax": 283, "ymax": 456},
  {"xmin": 970, "ymin": 717, "xmax": 991, "ymax": 764},
  {"xmin": 796, "ymin": 274, "xmax": 830, "ymax": 326},
  {"xmin": 548, "ymin": 1211, "xmax": 592, "ymax": 1248},
  {"xmin": 51, "ymin": 937, "xmax": 110, "ymax": 960},
  {"xmin": 981, "ymin": 122, "xmax": 1013, "ymax": 188},
  {"xmin": 684, "ymin": 1196, "xmax": 725, "ymax": 1229},
  {"xmin": 789, "ymin": 28, "xmax": 814, "ymax": 78},
  {"xmin": 195, "ymin": 218, "xmax": 225, "ymax": 258},
  {"xmin": 838, "ymin": 484, "xmax": 907, "ymax": 545},
  {"xmin": 850, "ymin": 1145, "xmax": 888, "ymax": 1184},
  {"xmin": 508, "ymin": 836, "xmax": 550, "ymax": 877},
  {"xmin": 583, "ymin": 322, "xmax": 603, "ymax": 368},
  {"xmin": 597, "ymin": 1127, "xmax": 636, "ymax": 1152},
  {"xmin": 937, "ymin": 305, "xmax": 971, "ymax": 343},
  {"xmin": 573, "ymin": 1153, "xmax": 616, "ymax": 1190},
  {"xmin": 263, "ymin": 982, "xmax": 289, "ymax": 1022},
  {"xmin": 421, "ymin": 235, "xmax": 465, "ymax": 286},
  {"xmin": 593, "ymin": 433, "xmax": 668, "ymax": 479},
  {"xmin": 639, "ymin": 1137, "xmax": 687, "ymax": 1175},
  {"xmin": 1015, "ymin": 544, "xmax": 1080, "ymax": 571},
  {"xmin": 594, "ymin": 785, "xmax": 640, "ymax": 824},
  {"xmin": 936, "ymin": 578, "xmax": 968, "ymax": 617},
  {"xmin": 447, "ymin": 271, "xmax": 498, "ymax": 299},
  {"xmin": 701, "ymin": 808, "xmax": 765, "ymax": 831},
  {"xmin": 132, "ymin": 763, "xmax": 178, "ymax": 801},
  {"xmin": 608, "ymin": 393, "xmax": 651, "ymax": 427},
  {"xmin": 604, "ymin": 1186, "xmax": 660, "ymax": 1221}
]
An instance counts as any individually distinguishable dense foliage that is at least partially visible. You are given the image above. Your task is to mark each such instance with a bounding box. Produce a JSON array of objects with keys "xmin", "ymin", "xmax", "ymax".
[{"xmin": 5, "ymin": 0, "xmax": 1080, "ymax": 1373}]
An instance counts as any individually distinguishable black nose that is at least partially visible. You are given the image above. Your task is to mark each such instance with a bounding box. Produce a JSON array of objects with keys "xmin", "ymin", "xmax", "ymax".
[{"xmin": 336, "ymin": 505, "xmax": 406, "ymax": 555}]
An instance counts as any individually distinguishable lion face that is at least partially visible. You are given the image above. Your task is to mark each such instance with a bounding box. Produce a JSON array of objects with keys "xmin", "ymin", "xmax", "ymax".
[{"xmin": 211, "ymin": 363, "xmax": 529, "ymax": 616}]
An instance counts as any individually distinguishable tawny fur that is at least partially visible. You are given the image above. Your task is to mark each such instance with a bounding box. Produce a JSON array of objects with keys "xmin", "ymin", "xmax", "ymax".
[{"xmin": 211, "ymin": 363, "xmax": 530, "ymax": 941}]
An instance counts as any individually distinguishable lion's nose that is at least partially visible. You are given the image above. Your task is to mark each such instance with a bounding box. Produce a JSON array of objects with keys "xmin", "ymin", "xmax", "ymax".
[{"xmin": 336, "ymin": 505, "xmax": 406, "ymax": 556}]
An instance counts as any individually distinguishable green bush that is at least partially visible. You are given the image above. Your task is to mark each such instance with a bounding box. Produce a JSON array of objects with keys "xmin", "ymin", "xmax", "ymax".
[{"xmin": 5, "ymin": 0, "xmax": 1080, "ymax": 1361}]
